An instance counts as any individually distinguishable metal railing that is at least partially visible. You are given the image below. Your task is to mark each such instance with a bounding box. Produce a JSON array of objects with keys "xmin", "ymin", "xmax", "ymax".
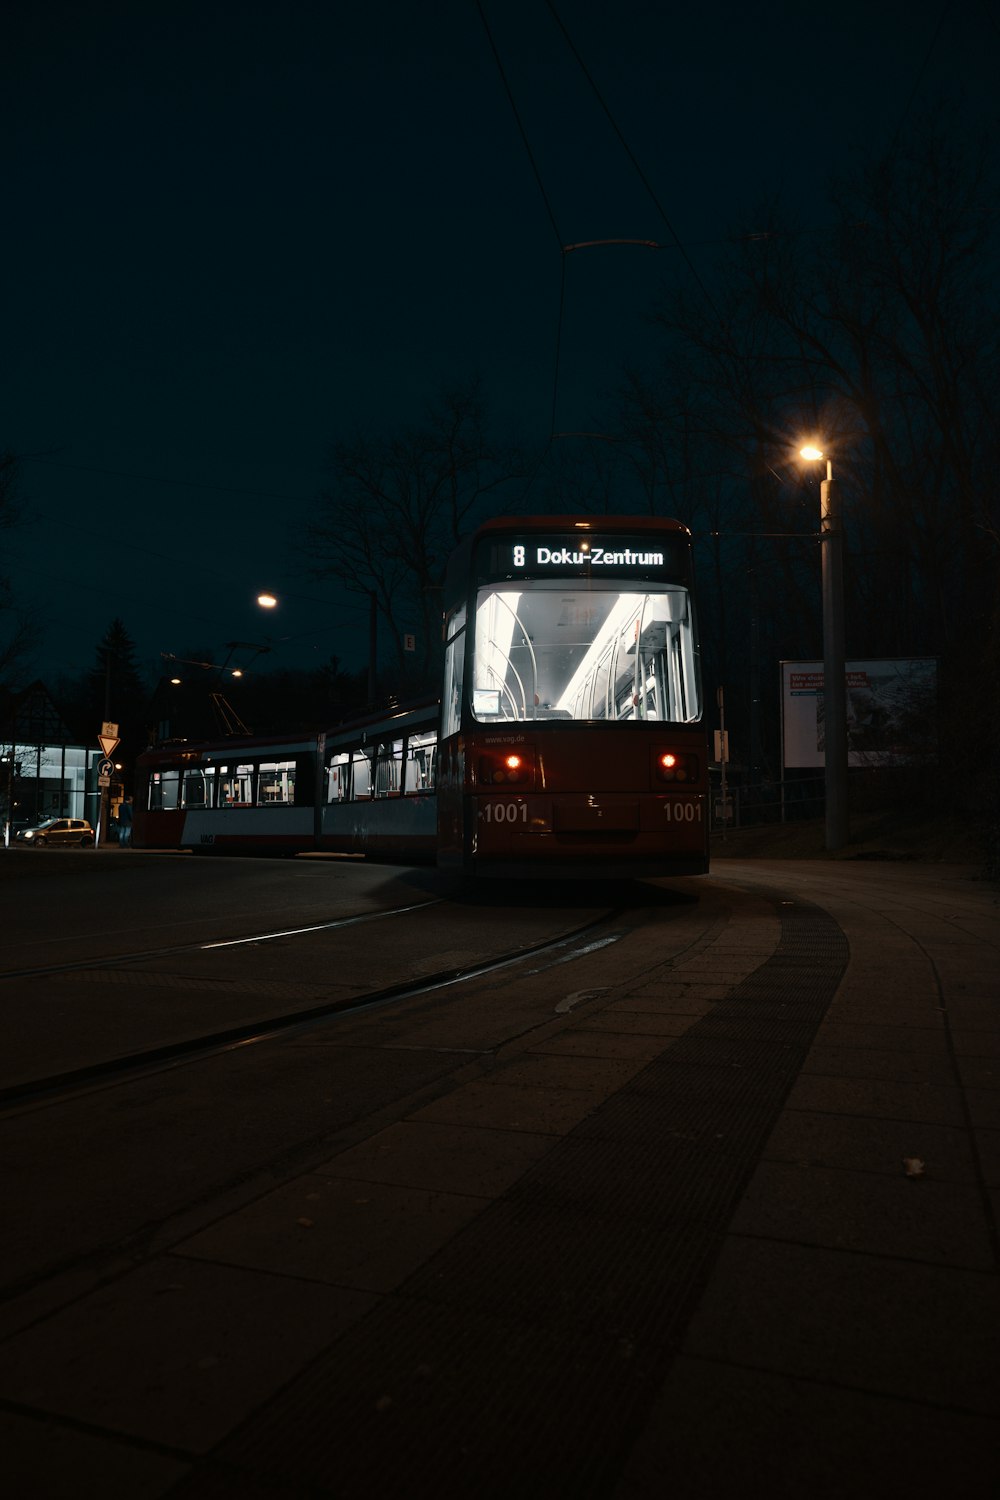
[{"xmin": 708, "ymin": 772, "xmax": 826, "ymax": 832}]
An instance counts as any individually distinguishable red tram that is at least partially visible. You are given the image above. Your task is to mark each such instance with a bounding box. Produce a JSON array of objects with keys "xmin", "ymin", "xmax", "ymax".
[
  {"xmin": 134, "ymin": 515, "xmax": 708, "ymax": 878},
  {"xmin": 133, "ymin": 701, "xmax": 438, "ymax": 859},
  {"xmin": 437, "ymin": 515, "xmax": 708, "ymax": 878}
]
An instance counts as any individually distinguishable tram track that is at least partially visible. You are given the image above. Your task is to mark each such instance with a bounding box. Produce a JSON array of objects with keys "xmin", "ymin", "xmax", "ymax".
[
  {"xmin": 0, "ymin": 881, "xmax": 726, "ymax": 1308},
  {"xmin": 0, "ymin": 898, "xmax": 444, "ymax": 983},
  {"xmin": 0, "ymin": 907, "xmax": 627, "ymax": 1113}
]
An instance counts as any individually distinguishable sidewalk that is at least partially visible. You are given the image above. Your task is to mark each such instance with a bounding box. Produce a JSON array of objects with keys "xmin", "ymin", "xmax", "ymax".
[{"xmin": 2, "ymin": 860, "xmax": 997, "ymax": 1497}]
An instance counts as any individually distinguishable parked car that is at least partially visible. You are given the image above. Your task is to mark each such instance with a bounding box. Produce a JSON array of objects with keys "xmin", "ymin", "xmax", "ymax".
[
  {"xmin": 9, "ymin": 818, "xmax": 43, "ymax": 835},
  {"xmin": 15, "ymin": 817, "xmax": 94, "ymax": 847}
]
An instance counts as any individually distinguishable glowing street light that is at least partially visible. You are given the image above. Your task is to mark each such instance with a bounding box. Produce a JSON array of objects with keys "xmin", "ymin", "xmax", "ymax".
[
  {"xmin": 257, "ymin": 592, "xmax": 278, "ymax": 610},
  {"xmin": 800, "ymin": 444, "xmax": 848, "ymax": 850}
]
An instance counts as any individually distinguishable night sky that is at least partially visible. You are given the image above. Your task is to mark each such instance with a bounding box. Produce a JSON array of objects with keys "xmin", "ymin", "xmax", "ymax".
[{"xmin": 5, "ymin": 0, "xmax": 994, "ymax": 690}]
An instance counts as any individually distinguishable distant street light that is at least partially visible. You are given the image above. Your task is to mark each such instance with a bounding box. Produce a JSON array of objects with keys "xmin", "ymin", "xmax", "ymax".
[
  {"xmin": 257, "ymin": 592, "xmax": 278, "ymax": 610},
  {"xmin": 800, "ymin": 444, "xmax": 849, "ymax": 850}
]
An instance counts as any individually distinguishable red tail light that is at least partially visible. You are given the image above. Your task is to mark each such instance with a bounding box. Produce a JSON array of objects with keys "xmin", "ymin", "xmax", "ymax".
[
  {"xmin": 478, "ymin": 747, "xmax": 536, "ymax": 787},
  {"xmin": 653, "ymin": 749, "xmax": 699, "ymax": 784}
]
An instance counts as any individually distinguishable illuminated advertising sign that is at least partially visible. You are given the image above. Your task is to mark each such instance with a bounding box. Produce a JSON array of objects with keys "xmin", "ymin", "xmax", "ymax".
[{"xmin": 781, "ymin": 658, "xmax": 938, "ymax": 768}]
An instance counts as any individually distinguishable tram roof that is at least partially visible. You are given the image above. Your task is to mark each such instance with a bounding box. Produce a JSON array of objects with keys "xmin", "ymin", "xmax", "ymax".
[{"xmin": 469, "ymin": 515, "xmax": 692, "ymax": 537}]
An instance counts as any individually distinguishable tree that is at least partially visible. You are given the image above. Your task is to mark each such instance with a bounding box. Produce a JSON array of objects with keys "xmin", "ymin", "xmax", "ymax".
[
  {"xmin": 307, "ymin": 377, "xmax": 528, "ymax": 697},
  {"xmin": 616, "ymin": 106, "xmax": 999, "ymax": 831},
  {"xmin": 54, "ymin": 621, "xmax": 153, "ymax": 781}
]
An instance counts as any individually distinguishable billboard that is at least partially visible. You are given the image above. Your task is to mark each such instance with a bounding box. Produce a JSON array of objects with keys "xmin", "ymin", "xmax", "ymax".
[{"xmin": 781, "ymin": 658, "xmax": 938, "ymax": 769}]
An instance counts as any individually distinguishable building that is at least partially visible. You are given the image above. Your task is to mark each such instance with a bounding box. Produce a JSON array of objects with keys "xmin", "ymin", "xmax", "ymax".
[{"xmin": 1, "ymin": 681, "xmax": 105, "ymax": 830}]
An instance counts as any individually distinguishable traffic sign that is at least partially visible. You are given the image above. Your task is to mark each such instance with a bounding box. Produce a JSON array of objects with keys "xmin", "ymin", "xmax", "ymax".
[
  {"xmin": 98, "ymin": 734, "xmax": 120, "ymax": 758},
  {"xmin": 98, "ymin": 758, "xmax": 116, "ymax": 776}
]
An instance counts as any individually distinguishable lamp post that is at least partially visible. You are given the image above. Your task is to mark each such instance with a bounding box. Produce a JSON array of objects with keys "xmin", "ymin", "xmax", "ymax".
[{"xmin": 801, "ymin": 446, "xmax": 849, "ymax": 850}]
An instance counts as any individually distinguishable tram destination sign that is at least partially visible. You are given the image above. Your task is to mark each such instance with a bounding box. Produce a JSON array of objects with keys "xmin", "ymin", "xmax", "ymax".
[{"xmin": 483, "ymin": 533, "xmax": 689, "ymax": 582}]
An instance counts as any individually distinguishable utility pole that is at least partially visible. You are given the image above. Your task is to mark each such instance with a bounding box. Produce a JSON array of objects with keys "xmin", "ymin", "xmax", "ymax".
[
  {"xmin": 801, "ymin": 446, "xmax": 850, "ymax": 852},
  {"xmin": 820, "ymin": 460, "xmax": 849, "ymax": 850}
]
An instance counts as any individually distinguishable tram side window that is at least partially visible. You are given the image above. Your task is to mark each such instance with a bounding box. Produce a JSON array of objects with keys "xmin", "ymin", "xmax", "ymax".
[
  {"xmin": 351, "ymin": 748, "xmax": 372, "ymax": 799},
  {"xmin": 181, "ymin": 767, "xmax": 215, "ymax": 808},
  {"xmin": 373, "ymin": 740, "xmax": 402, "ymax": 798},
  {"xmin": 258, "ymin": 759, "xmax": 297, "ymax": 805},
  {"xmin": 148, "ymin": 769, "xmax": 180, "ymax": 811},
  {"xmin": 326, "ymin": 752, "xmax": 350, "ymax": 802},
  {"xmin": 219, "ymin": 763, "xmax": 254, "ymax": 806},
  {"xmin": 404, "ymin": 730, "xmax": 437, "ymax": 793}
]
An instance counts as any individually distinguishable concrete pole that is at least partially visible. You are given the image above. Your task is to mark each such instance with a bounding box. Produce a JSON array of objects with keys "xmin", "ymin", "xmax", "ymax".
[{"xmin": 821, "ymin": 460, "xmax": 849, "ymax": 850}]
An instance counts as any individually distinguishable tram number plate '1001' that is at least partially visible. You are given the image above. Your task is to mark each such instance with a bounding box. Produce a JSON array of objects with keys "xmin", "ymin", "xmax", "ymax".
[
  {"xmin": 480, "ymin": 800, "xmax": 529, "ymax": 824},
  {"xmin": 663, "ymin": 799, "xmax": 703, "ymax": 822}
]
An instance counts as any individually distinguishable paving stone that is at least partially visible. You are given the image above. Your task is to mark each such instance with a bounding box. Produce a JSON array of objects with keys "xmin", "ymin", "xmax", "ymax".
[
  {"xmin": 619, "ymin": 1356, "xmax": 1000, "ymax": 1499},
  {"xmin": 0, "ymin": 1258, "xmax": 375, "ymax": 1453},
  {"xmin": 956, "ymin": 1055, "xmax": 1000, "ymax": 1090},
  {"xmin": 965, "ymin": 1088, "xmax": 1000, "ymax": 1130},
  {"xmin": 682, "ymin": 1236, "xmax": 1000, "ymax": 1416},
  {"xmin": 407, "ymin": 1078, "xmax": 609, "ymax": 1134},
  {"xmin": 525, "ymin": 1029, "xmax": 672, "ymax": 1061},
  {"xmin": 811, "ymin": 1021, "xmax": 950, "ymax": 1055},
  {"xmin": 783, "ymin": 1074, "xmax": 966, "ymax": 1126},
  {"xmin": 315, "ymin": 1119, "xmax": 555, "ymax": 1197},
  {"xmin": 761, "ymin": 1109, "xmax": 980, "ymax": 1183},
  {"xmin": 802, "ymin": 1043, "xmax": 959, "ymax": 1086},
  {"xmin": 951, "ymin": 1029, "xmax": 1000, "ymax": 1059},
  {"xmin": 729, "ymin": 1158, "xmax": 995, "ymax": 1269},
  {"xmin": 1, "ymin": 1409, "xmax": 188, "ymax": 1499},
  {"xmin": 176, "ymin": 1172, "xmax": 488, "ymax": 1294}
]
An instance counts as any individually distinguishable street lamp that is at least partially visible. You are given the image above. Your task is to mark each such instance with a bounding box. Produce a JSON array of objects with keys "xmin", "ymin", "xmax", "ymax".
[{"xmin": 801, "ymin": 445, "xmax": 849, "ymax": 850}]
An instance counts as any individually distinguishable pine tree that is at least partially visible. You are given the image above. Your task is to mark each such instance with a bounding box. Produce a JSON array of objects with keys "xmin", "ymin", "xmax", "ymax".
[{"xmin": 85, "ymin": 620, "xmax": 150, "ymax": 784}]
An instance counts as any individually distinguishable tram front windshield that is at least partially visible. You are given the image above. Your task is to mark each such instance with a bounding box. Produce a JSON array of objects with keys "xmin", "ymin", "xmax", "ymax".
[{"xmin": 471, "ymin": 582, "xmax": 701, "ymax": 724}]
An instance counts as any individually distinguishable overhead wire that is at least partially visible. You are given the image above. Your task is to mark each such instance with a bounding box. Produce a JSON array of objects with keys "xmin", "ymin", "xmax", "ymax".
[
  {"xmin": 882, "ymin": 1, "xmax": 956, "ymax": 164},
  {"xmin": 544, "ymin": 0, "xmax": 721, "ymax": 321},
  {"xmin": 482, "ymin": 0, "xmax": 986, "ymax": 484},
  {"xmin": 476, "ymin": 1, "xmax": 569, "ymax": 450},
  {"xmin": 478, "ymin": 0, "xmax": 723, "ymax": 464},
  {"xmin": 20, "ymin": 454, "xmax": 317, "ymax": 504}
]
